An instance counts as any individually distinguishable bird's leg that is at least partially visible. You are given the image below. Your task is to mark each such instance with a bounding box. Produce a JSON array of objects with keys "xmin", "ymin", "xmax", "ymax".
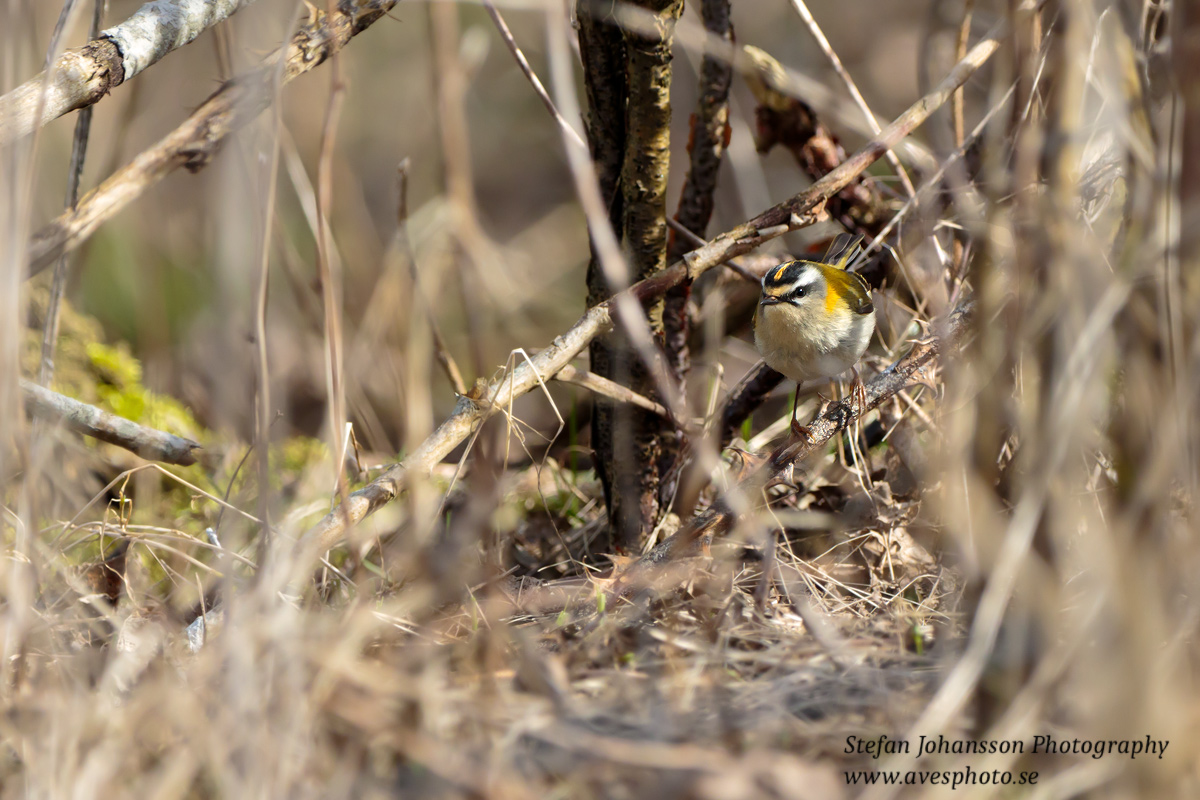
[
  {"xmin": 850, "ymin": 367, "xmax": 869, "ymax": 415},
  {"xmin": 789, "ymin": 385, "xmax": 811, "ymax": 441}
]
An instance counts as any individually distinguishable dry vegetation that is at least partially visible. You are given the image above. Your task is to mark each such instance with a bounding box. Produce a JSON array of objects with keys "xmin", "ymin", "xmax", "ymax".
[{"xmin": 1, "ymin": 0, "xmax": 1197, "ymax": 797}]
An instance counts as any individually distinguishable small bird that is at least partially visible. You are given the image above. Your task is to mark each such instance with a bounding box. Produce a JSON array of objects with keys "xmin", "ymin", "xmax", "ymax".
[{"xmin": 754, "ymin": 233, "xmax": 876, "ymax": 439}]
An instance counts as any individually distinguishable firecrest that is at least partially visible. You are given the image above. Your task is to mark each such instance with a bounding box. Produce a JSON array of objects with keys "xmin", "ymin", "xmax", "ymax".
[{"xmin": 754, "ymin": 233, "xmax": 875, "ymax": 438}]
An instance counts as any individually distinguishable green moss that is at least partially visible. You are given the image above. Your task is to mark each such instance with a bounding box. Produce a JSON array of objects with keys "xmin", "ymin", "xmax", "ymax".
[
  {"xmin": 24, "ymin": 285, "xmax": 203, "ymax": 446},
  {"xmin": 85, "ymin": 341, "xmax": 205, "ymax": 445}
]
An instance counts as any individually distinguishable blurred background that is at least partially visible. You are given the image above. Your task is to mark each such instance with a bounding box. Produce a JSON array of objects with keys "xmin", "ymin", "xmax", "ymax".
[{"xmin": 15, "ymin": 0, "xmax": 949, "ymax": 453}]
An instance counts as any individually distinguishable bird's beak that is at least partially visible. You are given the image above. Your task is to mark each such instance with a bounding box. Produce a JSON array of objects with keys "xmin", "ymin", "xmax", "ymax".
[{"xmin": 760, "ymin": 295, "xmax": 782, "ymax": 306}]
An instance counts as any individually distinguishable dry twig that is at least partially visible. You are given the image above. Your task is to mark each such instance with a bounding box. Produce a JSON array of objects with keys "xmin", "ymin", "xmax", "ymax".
[
  {"xmin": 0, "ymin": 0, "xmax": 260, "ymax": 145},
  {"xmin": 555, "ymin": 365, "xmax": 673, "ymax": 420},
  {"xmin": 21, "ymin": 380, "xmax": 201, "ymax": 466},
  {"xmin": 37, "ymin": 0, "xmax": 106, "ymax": 388},
  {"xmin": 482, "ymin": 0, "xmax": 586, "ymax": 149},
  {"xmin": 25, "ymin": 0, "xmax": 399, "ymax": 278}
]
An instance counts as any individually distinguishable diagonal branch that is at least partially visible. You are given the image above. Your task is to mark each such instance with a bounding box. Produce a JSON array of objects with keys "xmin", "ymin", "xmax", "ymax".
[
  {"xmin": 25, "ymin": 0, "xmax": 400, "ymax": 279},
  {"xmin": 302, "ymin": 26, "xmax": 1004, "ymax": 555},
  {"xmin": 482, "ymin": 0, "xmax": 585, "ymax": 149},
  {"xmin": 0, "ymin": 0, "xmax": 262, "ymax": 146},
  {"xmin": 743, "ymin": 44, "xmax": 892, "ymax": 239},
  {"xmin": 717, "ymin": 361, "xmax": 784, "ymax": 448},
  {"xmin": 22, "ymin": 380, "xmax": 201, "ymax": 466},
  {"xmin": 606, "ymin": 300, "xmax": 973, "ymax": 602}
]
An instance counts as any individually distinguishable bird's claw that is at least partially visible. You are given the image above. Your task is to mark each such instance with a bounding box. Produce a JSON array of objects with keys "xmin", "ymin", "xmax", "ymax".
[
  {"xmin": 789, "ymin": 418, "xmax": 813, "ymax": 443},
  {"xmin": 849, "ymin": 370, "xmax": 868, "ymax": 413}
]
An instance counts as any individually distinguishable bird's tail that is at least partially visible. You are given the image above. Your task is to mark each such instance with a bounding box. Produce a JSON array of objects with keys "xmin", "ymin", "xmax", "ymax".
[{"xmin": 822, "ymin": 233, "xmax": 865, "ymax": 270}]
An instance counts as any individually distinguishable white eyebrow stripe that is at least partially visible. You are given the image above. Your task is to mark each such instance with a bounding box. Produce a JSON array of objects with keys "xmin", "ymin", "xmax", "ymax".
[{"xmin": 783, "ymin": 266, "xmax": 821, "ymax": 292}]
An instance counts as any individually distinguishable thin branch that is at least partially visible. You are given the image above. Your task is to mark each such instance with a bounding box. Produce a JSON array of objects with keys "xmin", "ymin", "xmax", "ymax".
[
  {"xmin": 21, "ymin": 380, "xmax": 201, "ymax": 466},
  {"xmin": 0, "ymin": 0, "xmax": 260, "ymax": 145},
  {"xmin": 301, "ymin": 26, "xmax": 1005, "ymax": 555},
  {"xmin": 718, "ymin": 361, "xmax": 784, "ymax": 448},
  {"xmin": 662, "ymin": 0, "xmax": 733, "ymax": 382},
  {"xmin": 397, "ymin": 159, "xmax": 467, "ymax": 396},
  {"xmin": 555, "ymin": 365, "xmax": 673, "ymax": 419},
  {"xmin": 954, "ymin": 0, "xmax": 976, "ymax": 148},
  {"xmin": 482, "ymin": 0, "xmax": 586, "ymax": 149},
  {"xmin": 665, "ymin": 218, "xmax": 758, "ymax": 283},
  {"xmin": 252, "ymin": 3, "xmax": 294, "ymax": 558},
  {"xmin": 38, "ymin": 0, "xmax": 105, "ymax": 388},
  {"xmin": 786, "ymin": 0, "xmax": 916, "ymax": 197},
  {"xmin": 315, "ymin": 2, "xmax": 350, "ymax": 531},
  {"xmin": 25, "ymin": 0, "xmax": 400, "ymax": 279}
]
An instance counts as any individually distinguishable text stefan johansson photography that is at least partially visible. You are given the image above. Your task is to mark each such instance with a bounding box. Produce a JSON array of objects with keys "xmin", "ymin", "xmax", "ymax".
[{"xmin": 846, "ymin": 734, "xmax": 1170, "ymax": 760}]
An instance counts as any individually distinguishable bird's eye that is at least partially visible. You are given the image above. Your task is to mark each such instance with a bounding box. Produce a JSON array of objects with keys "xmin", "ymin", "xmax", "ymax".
[{"xmin": 789, "ymin": 286, "xmax": 806, "ymax": 301}]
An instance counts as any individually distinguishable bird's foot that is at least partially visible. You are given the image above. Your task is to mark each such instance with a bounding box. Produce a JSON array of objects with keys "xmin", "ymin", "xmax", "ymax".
[
  {"xmin": 850, "ymin": 371, "xmax": 868, "ymax": 413},
  {"xmin": 789, "ymin": 417, "xmax": 813, "ymax": 443}
]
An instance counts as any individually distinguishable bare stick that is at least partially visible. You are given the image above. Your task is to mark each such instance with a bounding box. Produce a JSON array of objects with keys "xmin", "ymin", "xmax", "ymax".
[
  {"xmin": 397, "ymin": 160, "xmax": 467, "ymax": 396},
  {"xmin": 38, "ymin": 0, "xmax": 105, "ymax": 387},
  {"xmin": 954, "ymin": 0, "xmax": 976, "ymax": 148},
  {"xmin": 786, "ymin": 0, "xmax": 916, "ymax": 198},
  {"xmin": 21, "ymin": 381, "xmax": 201, "ymax": 466},
  {"xmin": 718, "ymin": 361, "xmax": 784, "ymax": 448},
  {"xmin": 482, "ymin": 0, "xmax": 586, "ymax": 150},
  {"xmin": 25, "ymin": 0, "xmax": 400, "ymax": 279},
  {"xmin": 302, "ymin": 27, "xmax": 1004, "ymax": 555},
  {"xmin": 315, "ymin": 2, "xmax": 350, "ymax": 525},
  {"xmin": 0, "ymin": 0, "xmax": 261, "ymax": 145},
  {"xmin": 253, "ymin": 5, "xmax": 296, "ymax": 554},
  {"xmin": 665, "ymin": 218, "xmax": 758, "ymax": 283},
  {"xmin": 555, "ymin": 365, "xmax": 673, "ymax": 419}
]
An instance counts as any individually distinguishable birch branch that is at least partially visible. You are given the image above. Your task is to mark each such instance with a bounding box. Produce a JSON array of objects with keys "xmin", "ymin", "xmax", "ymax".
[
  {"xmin": 21, "ymin": 380, "xmax": 201, "ymax": 466},
  {"xmin": 0, "ymin": 0, "xmax": 260, "ymax": 146},
  {"xmin": 303, "ymin": 26, "xmax": 1005, "ymax": 555},
  {"xmin": 25, "ymin": 0, "xmax": 400, "ymax": 278}
]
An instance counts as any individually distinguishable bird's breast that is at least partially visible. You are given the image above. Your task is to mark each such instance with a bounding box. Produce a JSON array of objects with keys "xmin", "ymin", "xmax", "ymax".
[{"xmin": 754, "ymin": 305, "xmax": 875, "ymax": 383}]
